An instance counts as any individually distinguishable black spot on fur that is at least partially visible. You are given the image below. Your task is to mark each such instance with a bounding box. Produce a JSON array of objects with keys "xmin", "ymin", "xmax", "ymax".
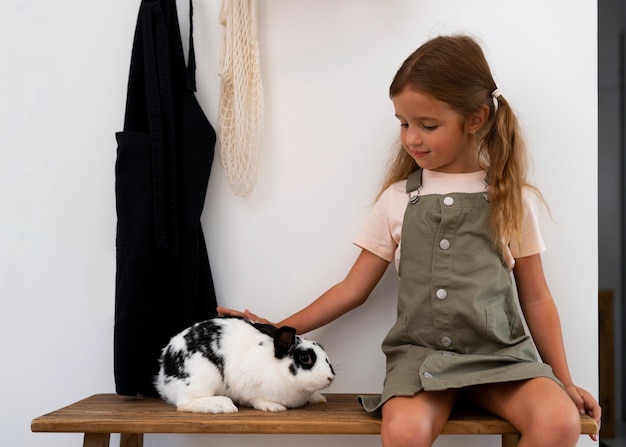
[
  {"xmin": 251, "ymin": 321, "xmax": 278, "ymax": 338},
  {"xmin": 157, "ymin": 319, "xmax": 228, "ymax": 381},
  {"xmin": 161, "ymin": 346, "xmax": 190, "ymax": 379},
  {"xmin": 326, "ymin": 358, "xmax": 335, "ymax": 376},
  {"xmin": 288, "ymin": 348, "xmax": 318, "ymax": 376},
  {"xmin": 296, "ymin": 348, "xmax": 317, "ymax": 370},
  {"xmin": 182, "ymin": 320, "xmax": 226, "ymax": 378}
]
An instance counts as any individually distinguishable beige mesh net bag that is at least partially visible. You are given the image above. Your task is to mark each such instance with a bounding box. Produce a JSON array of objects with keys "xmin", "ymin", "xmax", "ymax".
[{"xmin": 218, "ymin": 0, "xmax": 264, "ymax": 197}]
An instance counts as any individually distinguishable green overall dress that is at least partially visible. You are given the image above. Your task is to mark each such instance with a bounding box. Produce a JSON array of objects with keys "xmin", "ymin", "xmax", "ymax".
[{"xmin": 360, "ymin": 169, "xmax": 559, "ymax": 412}]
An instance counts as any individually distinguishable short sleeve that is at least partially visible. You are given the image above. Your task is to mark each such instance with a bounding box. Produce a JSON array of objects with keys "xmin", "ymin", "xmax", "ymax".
[
  {"xmin": 353, "ymin": 181, "xmax": 406, "ymax": 266},
  {"xmin": 509, "ymin": 191, "xmax": 546, "ymax": 259}
]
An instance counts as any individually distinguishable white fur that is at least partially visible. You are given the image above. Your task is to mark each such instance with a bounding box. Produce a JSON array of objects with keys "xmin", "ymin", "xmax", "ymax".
[{"xmin": 155, "ymin": 318, "xmax": 334, "ymax": 413}]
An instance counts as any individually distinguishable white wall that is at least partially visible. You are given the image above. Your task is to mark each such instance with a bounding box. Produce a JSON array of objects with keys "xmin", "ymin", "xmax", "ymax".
[{"xmin": 1, "ymin": 1, "xmax": 598, "ymax": 446}]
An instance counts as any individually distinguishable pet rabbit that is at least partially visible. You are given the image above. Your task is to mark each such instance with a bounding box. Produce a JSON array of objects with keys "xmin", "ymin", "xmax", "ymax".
[{"xmin": 155, "ymin": 316, "xmax": 335, "ymax": 413}]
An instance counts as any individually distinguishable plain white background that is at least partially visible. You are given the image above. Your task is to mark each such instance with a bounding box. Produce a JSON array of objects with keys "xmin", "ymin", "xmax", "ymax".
[{"xmin": 1, "ymin": 1, "xmax": 598, "ymax": 446}]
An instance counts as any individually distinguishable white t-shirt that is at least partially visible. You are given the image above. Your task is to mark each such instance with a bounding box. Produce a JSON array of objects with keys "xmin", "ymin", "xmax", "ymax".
[{"xmin": 353, "ymin": 169, "xmax": 545, "ymax": 271}]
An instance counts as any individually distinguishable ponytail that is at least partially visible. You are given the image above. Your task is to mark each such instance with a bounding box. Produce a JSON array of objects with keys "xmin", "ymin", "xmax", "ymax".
[{"xmin": 481, "ymin": 94, "xmax": 541, "ymax": 250}]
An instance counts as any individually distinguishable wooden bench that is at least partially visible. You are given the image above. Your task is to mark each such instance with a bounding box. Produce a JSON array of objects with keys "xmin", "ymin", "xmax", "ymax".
[{"xmin": 31, "ymin": 393, "xmax": 597, "ymax": 447}]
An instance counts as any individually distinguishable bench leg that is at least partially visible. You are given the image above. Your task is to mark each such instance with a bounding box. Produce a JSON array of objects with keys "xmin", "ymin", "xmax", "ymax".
[
  {"xmin": 120, "ymin": 434, "xmax": 143, "ymax": 447},
  {"xmin": 83, "ymin": 433, "xmax": 110, "ymax": 447},
  {"xmin": 502, "ymin": 433, "xmax": 520, "ymax": 447}
]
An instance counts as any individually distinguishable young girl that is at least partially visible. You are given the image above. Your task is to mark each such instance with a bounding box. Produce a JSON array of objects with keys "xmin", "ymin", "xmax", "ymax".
[{"xmin": 218, "ymin": 35, "xmax": 601, "ymax": 447}]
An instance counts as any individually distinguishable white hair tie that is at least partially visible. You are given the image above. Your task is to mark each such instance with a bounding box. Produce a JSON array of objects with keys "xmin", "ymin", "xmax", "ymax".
[{"xmin": 491, "ymin": 88, "xmax": 502, "ymax": 113}]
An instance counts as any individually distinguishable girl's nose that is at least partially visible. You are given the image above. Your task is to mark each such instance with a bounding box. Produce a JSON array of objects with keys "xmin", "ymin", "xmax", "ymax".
[{"xmin": 404, "ymin": 127, "xmax": 422, "ymax": 146}]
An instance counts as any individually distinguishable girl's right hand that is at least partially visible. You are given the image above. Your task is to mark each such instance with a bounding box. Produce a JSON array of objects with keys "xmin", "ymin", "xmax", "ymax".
[{"xmin": 216, "ymin": 307, "xmax": 276, "ymax": 327}]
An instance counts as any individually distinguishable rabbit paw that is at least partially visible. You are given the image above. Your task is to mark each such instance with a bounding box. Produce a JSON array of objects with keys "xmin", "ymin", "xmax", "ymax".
[
  {"xmin": 308, "ymin": 392, "xmax": 327, "ymax": 404},
  {"xmin": 252, "ymin": 400, "xmax": 288, "ymax": 412},
  {"xmin": 177, "ymin": 396, "xmax": 238, "ymax": 414}
]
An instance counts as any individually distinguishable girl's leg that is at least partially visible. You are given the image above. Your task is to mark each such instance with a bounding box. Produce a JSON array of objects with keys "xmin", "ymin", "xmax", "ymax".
[
  {"xmin": 466, "ymin": 377, "xmax": 580, "ymax": 447},
  {"xmin": 381, "ymin": 389, "xmax": 460, "ymax": 447}
]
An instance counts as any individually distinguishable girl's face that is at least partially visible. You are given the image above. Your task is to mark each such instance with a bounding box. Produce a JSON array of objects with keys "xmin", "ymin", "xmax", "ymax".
[{"xmin": 392, "ymin": 88, "xmax": 481, "ymax": 173}]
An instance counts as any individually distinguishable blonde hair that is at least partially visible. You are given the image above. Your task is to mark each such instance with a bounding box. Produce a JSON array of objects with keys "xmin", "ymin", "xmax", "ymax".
[{"xmin": 380, "ymin": 34, "xmax": 541, "ymax": 249}]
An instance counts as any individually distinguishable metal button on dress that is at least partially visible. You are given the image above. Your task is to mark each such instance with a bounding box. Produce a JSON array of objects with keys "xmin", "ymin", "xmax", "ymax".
[
  {"xmin": 441, "ymin": 336, "xmax": 452, "ymax": 347},
  {"xmin": 443, "ymin": 196, "xmax": 454, "ymax": 206},
  {"xmin": 423, "ymin": 371, "xmax": 433, "ymax": 378},
  {"xmin": 436, "ymin": 289, "xmax": 447, "ymax": 300},
  {"xmin": 439, "ymin": 239, "xmax": 451, "ymax": 250}
]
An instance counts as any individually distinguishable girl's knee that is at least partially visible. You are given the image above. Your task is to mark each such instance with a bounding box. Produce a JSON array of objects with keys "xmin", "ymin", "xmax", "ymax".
[
  {"xmin": 525, "ymin": 404, "xmax": 581, "ymax": 446},
  {"xmin": 381, "ymin": 391, "xmax": 459, "ymax": 447},
  {"xmin": 381, "ymin": 415, "xmax": 435, "ymax": 447},
  {"xmin": 548, "ymin": 408, "xmax": 581, "ymax": 443}
]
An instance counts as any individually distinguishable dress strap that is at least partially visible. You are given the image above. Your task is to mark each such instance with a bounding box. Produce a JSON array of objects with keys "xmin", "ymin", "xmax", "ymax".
[
  {"xmin": 406, "ymin": 169, "xmax": 423, "ymax": 203},
  {"xmin": 406, "ymin": 169, "xmax": 423, "ymax": 193}
]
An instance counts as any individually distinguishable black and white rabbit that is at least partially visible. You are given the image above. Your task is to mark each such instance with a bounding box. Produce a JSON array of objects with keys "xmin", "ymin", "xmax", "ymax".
[{"xmin": 155, "ymin": 316, "xmax": 335, "ymax": 413}]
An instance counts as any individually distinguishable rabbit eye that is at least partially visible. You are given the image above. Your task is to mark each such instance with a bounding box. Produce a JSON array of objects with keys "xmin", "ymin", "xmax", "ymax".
[{"xmin": 296, "ymin": 349, "xmax": 317, "ymax": 369}]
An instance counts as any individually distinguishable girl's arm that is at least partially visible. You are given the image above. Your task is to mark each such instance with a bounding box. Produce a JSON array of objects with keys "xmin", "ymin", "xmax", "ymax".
[
  {"xmin": 217, "ymin": 248, "xmax": 390, "ymax": 334},
  {"xmin": 513, "ymin": 254, "xmax": 602, "ymax": 426}
]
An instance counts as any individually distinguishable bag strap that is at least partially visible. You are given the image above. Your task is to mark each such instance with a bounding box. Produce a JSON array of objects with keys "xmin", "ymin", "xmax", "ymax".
[{"xmin": 186, "ymin": 0, "xmax": 197, "ymax": 91}]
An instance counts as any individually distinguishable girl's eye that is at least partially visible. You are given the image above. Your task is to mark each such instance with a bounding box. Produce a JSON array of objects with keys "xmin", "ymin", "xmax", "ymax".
[{"xmin": 399, "ymin": 123, "xmax": 437, "ymax": 131}]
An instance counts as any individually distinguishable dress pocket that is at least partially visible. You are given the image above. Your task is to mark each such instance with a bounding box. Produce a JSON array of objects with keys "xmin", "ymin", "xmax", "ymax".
[
  {"xmin": 485, "ymin": 301, "xmax": 525, "ymax": 346},
  {"xmin": 115, "ymin": 131, "xmax": 154, "ymax": 251}
]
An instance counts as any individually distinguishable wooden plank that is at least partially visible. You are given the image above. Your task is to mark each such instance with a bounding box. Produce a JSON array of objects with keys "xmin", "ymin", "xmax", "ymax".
[
  {"xmin": 31, "ymin": 393, "xmax": 598, "ymax": 437},
  {"xmin": 501, "ymin": 433, "xmax": 520, "ymax": 447},
  {"xmin": 83, "ymin": 433, "xmax": 110, "ymax": 447},
  {"xmin": 120, "ymin": 434, "xmax": 143, "ymax": 447},
  {"xmin": 598, "ymin": 289, "xmax": 616, "ymax": 438}
]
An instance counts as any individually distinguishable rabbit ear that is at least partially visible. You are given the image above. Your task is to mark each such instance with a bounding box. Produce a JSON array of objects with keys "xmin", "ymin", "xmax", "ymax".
[
  {"xmin": 251, "ymin": 322, "xmax": 277, "ymax": 338},
  {"xmin": 273, "ymin": 326, "xmax": 297, "ymax": 359}
]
